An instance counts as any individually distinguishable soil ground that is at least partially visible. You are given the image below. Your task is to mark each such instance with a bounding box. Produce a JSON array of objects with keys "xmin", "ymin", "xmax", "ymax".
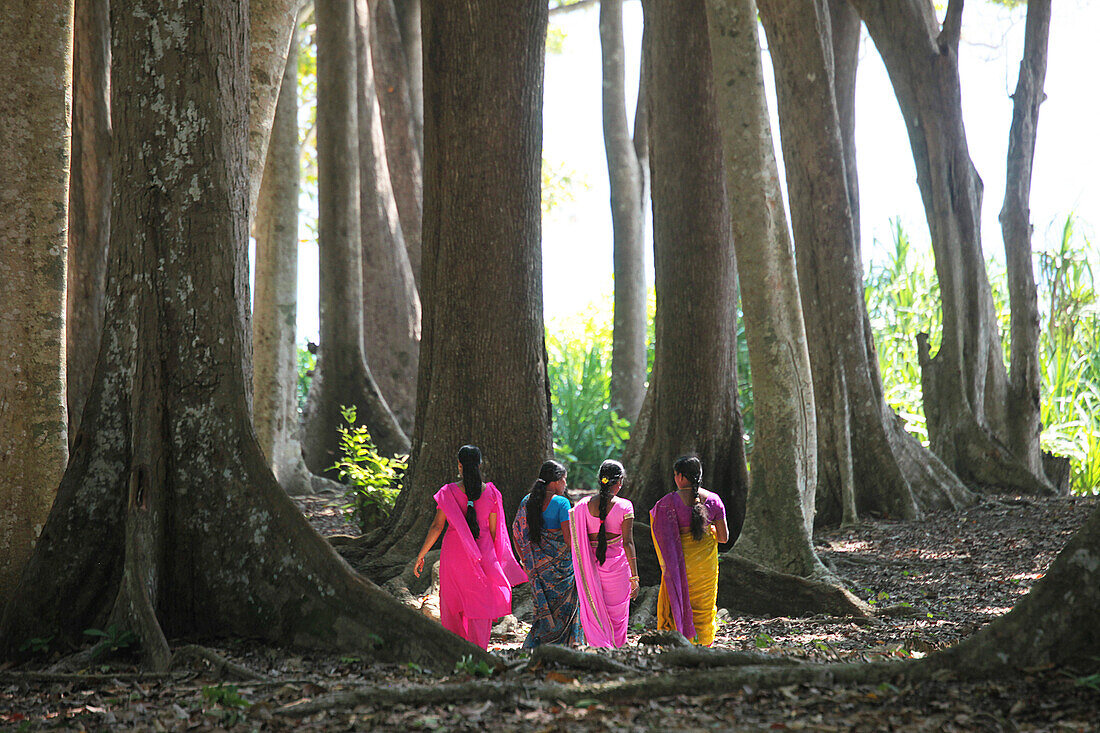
[{"xmin": 2, "ymin": 494, "xmax": 1097, "ymax": 731}]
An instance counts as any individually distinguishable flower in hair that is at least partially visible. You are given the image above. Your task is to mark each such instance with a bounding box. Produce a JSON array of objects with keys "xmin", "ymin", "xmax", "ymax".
[{"xmin": 600, "ymin": 477, "xmax": 610, "ymax": 484}]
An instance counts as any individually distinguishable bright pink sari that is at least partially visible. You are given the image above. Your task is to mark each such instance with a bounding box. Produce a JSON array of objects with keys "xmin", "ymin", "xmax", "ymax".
[
  {"xmin": 569, "ymin": 496, "xmax": 633, "ymax": 648},
  {"xmin": 435, "ymin": 482, "xmax": 527, "ymax": 647}
]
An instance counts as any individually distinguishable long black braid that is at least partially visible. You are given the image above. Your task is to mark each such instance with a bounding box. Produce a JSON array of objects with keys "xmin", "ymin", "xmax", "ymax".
[
  {"xmin": 458, "ymin": 445, "xmax": 484, "ymax": 539},
  {"xmin": 526, "ymin": 460, "xmax": 567, "ymax": 545},
  {"xmin": 596, "ymin": 459, "xmax": 625, "ymax": 564},
  {"xmin": 675, "ymin": 455, "xmax": 706, "ymax": 541}
]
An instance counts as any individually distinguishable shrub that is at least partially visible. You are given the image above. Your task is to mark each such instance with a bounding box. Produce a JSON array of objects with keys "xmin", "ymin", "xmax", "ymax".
[{"xmin": 330, "ymin": 405, "xmax": 407, "ymax": 531}]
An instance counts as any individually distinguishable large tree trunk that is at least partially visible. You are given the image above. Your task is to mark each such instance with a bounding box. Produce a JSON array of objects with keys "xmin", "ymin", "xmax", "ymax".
[
  {"xmin": 67, "ymin": 0, "xmax": 112, "ymax": 445},
  {"xmin": 704, "ymin": 0, "xmax": 824, "ymax": 579},
  {"xmin": 253, "ymin": 22, "xmax": 317, "ymax": 496},
  {"xmin": 371, "ymin": 0, "xmax": 424, "ymax": 288},
  {"xmin": 758, "ymin": 0, "xmax": 973, "ymax": 527},
  {"xmin": 0, "ymin": 0, "xmax": 72, "ymax": 599},
  {"xmin": 303, "ymin": 0, "xmax": 409, "ymax": 476},
  {"xmin": 0, "ymin": 0, "xmax": 489, "ymax": 671},
  {"xmin": 1001, "ymin": 0, "xmax": 1051, "ymax": 481},
  {"xmin": 601, "ymin": 0, "xmax": 646, "ymax": 425},
  {"xmin": 356, "ymin": 0, "xmax": 421, "ymax": 435},
  {"xmin": 624, "ymin": 0, "xmax": 749, "ymax": 537},
  {"xmin": 358, "ymin": 0, "xmax": 553, "ymax": 568},
  {"xmin": 850, "ymin": 0, "xmax": 1051, "ymax": 495}
]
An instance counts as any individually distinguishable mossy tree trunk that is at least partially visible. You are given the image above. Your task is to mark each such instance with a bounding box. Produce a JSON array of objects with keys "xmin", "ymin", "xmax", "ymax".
[
  {"xmin": 0, "ymin": 0, "xmax": 72, "ymax": 599},
  {"xmin": 0, "ymin": 0, "xmax": 490, "ymax": 671}
]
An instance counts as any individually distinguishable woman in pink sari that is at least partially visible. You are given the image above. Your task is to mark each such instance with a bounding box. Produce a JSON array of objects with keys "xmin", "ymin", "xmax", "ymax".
[
  {"xmin": 414, "ymin": 445, "xmax": 527, "ymax": 649},
  {"xmin": 569, "ymin": 459, "xmax": 638, "ymax": 648}
]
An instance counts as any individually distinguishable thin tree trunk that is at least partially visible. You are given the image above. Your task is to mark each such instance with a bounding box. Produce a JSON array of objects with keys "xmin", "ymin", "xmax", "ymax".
[
  {"xmin": 601, "ymin": 0, "xmax": 646, "ymax": 425},
  {"xmin": 303, "ymin": 0, "xmax": 410, "ymax": 476},
  {"xmin": 355, "ymin": 0, "xmax": 420, "ymax": 435},
  {"xmin": 253, "ymin": 22, "xmax": 316, "ymax": 496},
  {"xmin": 625, "ymin": 0, "xmax": 749, "ymax": 537},
  {"xmin": 67, "ymin": 0, "xmax": 112, "ymax": 445},
  {"xmin": 371, "ymin": 0, "xmax": 423, "ymax": 288},
  {"xmin": 360, "ymin": 0, "xmax": 552, "ymax": 566},
  {"xmin": 1001, "ymin": 0, "xmax": 1051, "ymax": 481},
  {"xmin": 392, "ymin": 0, "xmax": 423, "ymax": 158},
  {"xmin": 0, "ymin": 0, "xmax": 72, "ymax": 598},
  {"xmin": 0, "ymin": 0, "xmax": 488, "ymax": 671},
  {"xmin": 850, "ymin": 0, "xmax": 1051, "ymax": 495},
  {"xmin": 249, "ymin": 0, "xmax": 309, "ymax": 219},
  {"xmin": 758, "ymin": 0, "xmax": 973, "ymax": 526},
  {"xmin": 704, "ymin": 0, "xmax": 824, "ymax": 579}
]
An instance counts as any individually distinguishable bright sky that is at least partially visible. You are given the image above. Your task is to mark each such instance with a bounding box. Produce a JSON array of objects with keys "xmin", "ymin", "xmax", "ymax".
[{"xmin": 294, "ymin": 1, "xmax": 1100, "ymax": 342}]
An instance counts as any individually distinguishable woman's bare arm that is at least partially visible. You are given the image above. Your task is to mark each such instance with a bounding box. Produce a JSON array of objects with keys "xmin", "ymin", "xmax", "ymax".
[
  {"xmin": 414, "ymin": 507, "xmax": 447, "ymax": 577},
  {"xmin": 622, "ymin": 516, "xmax": 639, "ymax": 598}
]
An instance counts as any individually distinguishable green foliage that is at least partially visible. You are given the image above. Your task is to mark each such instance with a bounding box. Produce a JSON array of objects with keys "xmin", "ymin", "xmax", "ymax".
[
  {"xmin": 546, "ymin": 306, "xmax": 631, "ymax": 490},
  {"xmin": 453, "ymin": 654, "xmax": 493, "ymax": 678},
  {"xmin": 542, "ymin": 158, "xmax": 586, "ymax": 215},
  {"xmin": 297, "ymin": 342, "xmax": 316, "ymax": 413},
  {"xmin": 18, "ymin": 636, "xmax": 53, "ymax": 656},
  {"xmin": 83, "ymin": 625, "xmax": 137, "ymax": 660},
  {"xmin": 202, "ymin": 684, "xmax": 251, "ymax": 709},
  {"xmin": 330, "ymin": 405, "xmax": 407, "ymax": 531},
  {"xmin": 754, "ymin": 633, "xmax": 775, "ymax": 649},
  {"xmin": 865, "ymin": 215, "xmax": 1100, "ymax": 494}
]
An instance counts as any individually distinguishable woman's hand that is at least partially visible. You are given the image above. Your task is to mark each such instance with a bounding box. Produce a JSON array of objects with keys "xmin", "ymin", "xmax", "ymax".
[
  {"xmin": 629, "ymin": 576, "xmax": 640, "ymax": 599},
  {"xmin": 414, "ymin": 554, "xmax": 425, "ymax": 578}
]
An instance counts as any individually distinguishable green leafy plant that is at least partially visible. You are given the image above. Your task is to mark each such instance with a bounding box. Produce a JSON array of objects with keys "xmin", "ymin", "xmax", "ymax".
[
  {"xmin": 83, "ymin": 625, "xmax": 137, "ymax": 660},
  {"xmin": 754, "ymin": 633, "xmax": 775, "ymax": 649},
  {"xmin": 330, "ymin": 405, "xmax": 407, "ymax": 531},
  {"xmin": 202, "ymin": 684, "xmax": 251, "ymax": 726},
  {"xmin": 18, "ymin": 636, "xmax": 53, "ymax": 655},
  {"xmin": 296, "ymin": 342, "xmax": 316, "ymax": 413},
  {"xmin": 453, "ymin": 654, "xmax": 493, "ymax": 678}
]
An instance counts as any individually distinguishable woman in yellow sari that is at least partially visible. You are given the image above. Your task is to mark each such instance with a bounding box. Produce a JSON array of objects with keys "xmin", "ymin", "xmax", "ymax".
[{"xmin": 649, "ymin": 456, "xmax": 728, "ymax": 646}]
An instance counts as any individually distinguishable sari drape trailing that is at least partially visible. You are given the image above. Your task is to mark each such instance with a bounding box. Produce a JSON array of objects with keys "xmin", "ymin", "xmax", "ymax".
[
  {"xmin": 435, "ymin": 482, "xmax": 527, "ymax": 648},
  {"xmin": 569, "ymin": 499, "xmax": 631, "ymax": 648},
  {"xmin": 512, "ymin": 495, "xmax": 583, "ymax": 648},
  {"xmin": 651, "ymin": 495, "xmax": 720, "ymax": 646}
]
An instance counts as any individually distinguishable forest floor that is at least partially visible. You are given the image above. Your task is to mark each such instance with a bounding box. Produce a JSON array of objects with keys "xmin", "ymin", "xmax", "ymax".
[{"xmin": 2, "ymin": 493, "xmax": 1098, "ymax": 731}]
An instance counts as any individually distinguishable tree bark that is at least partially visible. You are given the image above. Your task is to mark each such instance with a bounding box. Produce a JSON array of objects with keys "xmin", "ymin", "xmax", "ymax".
[
  {"xmin": 361, "ymin": 0, "xmax": 553, "ymax": 565},
  {"xmin": 601, "ymin": 0, "xmax": 646, "ymax": 425},
  {"xmin": 757, "ymin": 0, "xmax": 974, "ymax": 528},
  {"xmin": 253, "ymin": 22, "xmax": 317, "ymax": 496},
  {"xmin": 67, "ymin": 0, "xmax": 112, "ymax": 445},
  {"xmin": 1000, "ymin": 0, "xmax": 1052, "ymax": 481},
  {"xmin": 248, "ymin": 0, "xmax": 309, "ymax": 219},
  {"xmin": 356, "ymin": 0, "xmax": 421, "ymax": 435},
  {"xmin": 624, "ymin": 0, "xmax": 749, "ymax": 537},
  {"xmin": 0, "ymin": 0, "xmax": 489, "ymax": 671},
  {"xmin": 849, "ymin": 0, "xmax": 1051, "ymax": 495},
  {"xmin": 392, "ymin": 0, "xmax": 423, "ymax": 158},
  {"xmin": 704, "ymin": 0, "xmax": 825, "ymax": 580},
  {"xmin": 0, "ymin": 0, "xmax": 72, "ymax": 599},
  {"xmin": 303, "ymin": 0, "xmax": 410, "ymax": 476},
  {"xmin": 371, "ymin": 0, "xmax": 424, "ymax": 288}
]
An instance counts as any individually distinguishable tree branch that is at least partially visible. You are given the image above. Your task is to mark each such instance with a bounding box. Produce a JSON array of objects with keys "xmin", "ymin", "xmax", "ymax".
[
  {"xmin": 938, "ymin": 0, "xmax": 964, "ymax": 51},
  {"xmin": 549, "ymin": 0, "xmax": 599, "ymax": 16}
]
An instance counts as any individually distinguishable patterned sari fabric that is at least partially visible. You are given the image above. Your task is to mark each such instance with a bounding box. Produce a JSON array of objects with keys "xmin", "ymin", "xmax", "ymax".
[
  {"xmin": 434, "ymin": 482, "xmax": 527, "ymax": 649},
  {"xmin": 512, "ymin": 495, "xmax": 583, "ymax": 648},
  {"xmin": 569, "ymin": 496, "xmax": 634, "ymax": 648},
  {"xmin": 651, "ymin": 490, "xmax": 725, "ymax": 646}
]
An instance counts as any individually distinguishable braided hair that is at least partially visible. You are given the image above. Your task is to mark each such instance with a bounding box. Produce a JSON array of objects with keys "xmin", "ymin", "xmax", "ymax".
[
  {"xmin": 674, "ymin": 455, "xmax": 706, "ymax": 541},
  {"xmin": 526, "ymin": 460, "xmax": 567, "ymax": 545},
  {"xmin": 458, "ymin": 445, "xmax": 484, "ymax": 539},
  {"xmin": 595, "ymin": 459, "xmax": 625, "ymax": 564}
]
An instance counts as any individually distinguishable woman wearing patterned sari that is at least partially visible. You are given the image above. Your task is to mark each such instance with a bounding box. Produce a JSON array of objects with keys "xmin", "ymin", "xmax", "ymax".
[
  {"xmin": 650, "ymin": 455, "xmax": 728, "ymax": 646},
  {"xmin": 511, "ymin": 460, "xmax": 583, "ymax": 648}
]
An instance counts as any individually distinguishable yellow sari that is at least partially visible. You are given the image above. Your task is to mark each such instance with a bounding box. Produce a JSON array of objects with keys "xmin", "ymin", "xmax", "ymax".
[{"xmin": 652, "ymin": 526, "xmax": 719, "ymax": 646}]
